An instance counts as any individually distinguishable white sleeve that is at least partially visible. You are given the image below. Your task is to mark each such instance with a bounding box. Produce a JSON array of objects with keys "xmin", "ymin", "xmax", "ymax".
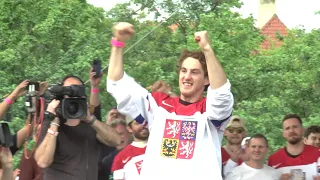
[
  {"xmin": 223, "ymin": 159, "xmax": 239, "ymax": 178},
  {"xmin": 224, "ymin": 170, "xmax": 241, "ymax": 180},
  {"xmin": 206, "ymin": 80, "xmax": 234, "ymax": 130},
  {"xmin": 107, "ymin": 73, "xmax": 156, "ymax": 126},
  {"xmin": 113, "ymin": 169, "xmax": 125, "ymax": 180}
]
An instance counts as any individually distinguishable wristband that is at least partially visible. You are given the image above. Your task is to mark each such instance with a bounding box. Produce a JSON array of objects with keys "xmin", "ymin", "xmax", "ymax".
[
  {"xmin": 44, "ymin": 111, "xmax": 57, "ymax": 121},
  {"xmin": 4, "ymin": 98, "xmax": 13, "ymax": 105},
  {"xmin": 91, "ymin": 88, "xmax": 99, "ymax": 93},
  {"xmin": 47, "ymin": 129, "xmax": 58, "ymax": 136},
  {"xmin": 50, "ymin": 122, "xmax": 60, "ymax": 127},
  {"xmin": 88, "ymin": 116, "xmax": 97, "ymax": 126},
  {"xmin": 110, "ymin": 39, "xmax": 125, "ymax": 48}
]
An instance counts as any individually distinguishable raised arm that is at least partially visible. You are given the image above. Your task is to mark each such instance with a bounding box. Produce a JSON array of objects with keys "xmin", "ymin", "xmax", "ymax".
[
  {"xmin": 106, "ymin": 22, "xmax": 156, "ymax": 127},
  {"xmin": 0, "ymin": 80, "xmax": 28, "ymax": 120},
  {"xmin": 195, "ymin": 31, "xmax": 227, "ymax": 89},
  {"xmin": 107, "ymin": 22, "xmax": 135, "ymax": 81},
  {"xmin": 195, "ymin": 32, "xmax": 234, "ymax": 127}
]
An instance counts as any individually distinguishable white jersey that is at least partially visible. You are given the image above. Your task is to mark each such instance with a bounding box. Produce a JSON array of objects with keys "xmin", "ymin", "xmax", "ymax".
[
  {"xmin": 111, "ymin": 142, "xmax": 147, "ymax": 180},
  {"xmin": 107, "ymin": 73, "xmax": 234, "ymax": 180},
  {"xmin": 225, "ymin": 163, "xmax": 280, "ymax": 180}
]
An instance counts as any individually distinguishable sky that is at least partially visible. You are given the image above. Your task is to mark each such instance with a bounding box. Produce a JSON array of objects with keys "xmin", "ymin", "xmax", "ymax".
[{"xmin": 87, "ymin": 0, "xmax": 320, "ymax": 31}]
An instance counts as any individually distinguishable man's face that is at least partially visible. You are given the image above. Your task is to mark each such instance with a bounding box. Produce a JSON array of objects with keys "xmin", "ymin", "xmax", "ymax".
[
  {"xmin": 179, "ymin": 57, "xmax": 209, "ymax": 100},
  {"xmin": 63, "ymin": 77, "xmax": 84, "ymax": 121},
  {"xmin": 304, "ymin": 133, "xmax": 320, "ymax": 148},
  {"xmin": 224, "ymin": 127, "xmax": 246, "ymax": 145},
  {"xmin": 128, "ymin": 121, "xmax": 149, "ymax": 141},
  {"xmin": 63, "ymin": 77, "xmax": 82, "ymax": 87},
  {"xmin": 115, "ymin": 124, "xmax": 131, "ymax": 149},
  {"xmin": 247, "ymin": 138, "xmax": 268, "ymax": 162},
  {"xmin": 282, "ymin": 118, "xmax": 303, "ymax": 145},
  {"xmin": 106, "ymin": 109, "xmax": 125, "ymax": 124}
]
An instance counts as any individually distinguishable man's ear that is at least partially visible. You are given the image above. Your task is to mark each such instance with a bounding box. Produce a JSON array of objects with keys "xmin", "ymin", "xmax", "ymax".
[
  {"xmin": 204, "ymin": 77, "xmax": 209, "ymax": 86},
  {"xmin": 127, "ymin": 126, "xmax": 133, "ymax": 134}
]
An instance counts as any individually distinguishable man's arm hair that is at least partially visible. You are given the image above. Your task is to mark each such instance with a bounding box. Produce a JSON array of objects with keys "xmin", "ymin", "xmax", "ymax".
[
  {"xmin": 34, "ymin": 118, "xmax": 59, "ymax": 168},
  {"xmin": 89, "ymin": 118, "xmax": 121, "ymax": 147}
]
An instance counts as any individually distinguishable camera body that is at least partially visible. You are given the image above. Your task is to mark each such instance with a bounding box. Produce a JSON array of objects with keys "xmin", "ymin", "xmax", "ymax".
[
  {"xmin": 46, "ymin": 84, "xmax": 87, "ymax": 120},
  {"xmin": 0, "ymin": 122, "xmax": 13, "ymax": 147}
]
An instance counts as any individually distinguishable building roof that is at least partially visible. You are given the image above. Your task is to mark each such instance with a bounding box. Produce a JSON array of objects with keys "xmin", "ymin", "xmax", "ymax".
[{"xmin": 260, "ymin": 14, "xmax": 288, "ymax": 49}]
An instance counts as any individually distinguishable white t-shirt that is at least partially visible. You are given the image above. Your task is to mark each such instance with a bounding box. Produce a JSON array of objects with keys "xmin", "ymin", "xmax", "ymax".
[
  {"xmin": 107, "ymin": 73, "xmax": 234, "ymax": 180},
  {"xmin": 225, "ymin": 162, "xmax": 280, "ymax": 180}
]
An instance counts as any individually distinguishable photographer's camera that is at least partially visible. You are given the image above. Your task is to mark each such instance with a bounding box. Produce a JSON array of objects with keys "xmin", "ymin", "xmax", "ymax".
[{"xmin": 47, "ymin": 84, "xmax": 87, "ymax": 120}]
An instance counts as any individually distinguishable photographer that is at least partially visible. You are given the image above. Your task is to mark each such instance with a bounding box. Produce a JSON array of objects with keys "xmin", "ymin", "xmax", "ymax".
[{"xmin": 35, "ymin": 73, "xmax": 121, "ymax": 180}]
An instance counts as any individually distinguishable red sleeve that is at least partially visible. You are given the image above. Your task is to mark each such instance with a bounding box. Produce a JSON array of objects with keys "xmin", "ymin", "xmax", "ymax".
[
  {"xmin": 111, "ymin": 153, "xmax": 124, "ymax": 172},
  {"xmin": 221, "ymin": 147, "xmax": 230, "ymax": 165}
]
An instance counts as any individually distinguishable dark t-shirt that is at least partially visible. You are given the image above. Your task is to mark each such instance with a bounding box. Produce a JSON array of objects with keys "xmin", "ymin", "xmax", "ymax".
[
  {"xmin": 38, "ymin": 105, "xmax": 102, "ymax": 180},
  {"xmin": 98, "ymin": 145, "xmax": 116, "ymax": 180},
  {"xmin": 9, "ymin": 133, "xmax": 18, "ymax": 155},
  {"xmin": 101, "ymin": 149, "xmax": 119, "ymax": 180}
]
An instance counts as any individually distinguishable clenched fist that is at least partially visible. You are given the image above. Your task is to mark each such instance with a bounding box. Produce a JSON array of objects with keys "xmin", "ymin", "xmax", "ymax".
[
  {"xmin": 194, "ymin": 31, "xmax": 211, "ymax": 51},
  {"xmin": 112, "ymin": 22, "xmax": 135, "ymax": 42}
]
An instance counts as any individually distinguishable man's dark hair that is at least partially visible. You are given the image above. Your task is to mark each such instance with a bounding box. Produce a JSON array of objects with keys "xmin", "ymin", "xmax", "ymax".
[
  {"xmin": 61, "ymin": 75, "xmax": 85, "ymax": 85},
  {"xmin": 248, "ymin": 134, "xmax": 269, "ymax": 147},
  {"xmin": 282, "ymin": 114, "xmax": 302, "ymax": 125},
  {"xmin": 177, "ymin": 49, "xmax": 207, "ymax": 77},
  {"xmin": 304, "ymin": 125, "xmax": 320, "ymax": 138}
]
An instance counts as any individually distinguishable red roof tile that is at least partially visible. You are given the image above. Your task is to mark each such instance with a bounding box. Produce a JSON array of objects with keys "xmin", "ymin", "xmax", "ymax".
[{"xmin": 260, "ymin": 14, "xmax": 288, "ymax": 49}]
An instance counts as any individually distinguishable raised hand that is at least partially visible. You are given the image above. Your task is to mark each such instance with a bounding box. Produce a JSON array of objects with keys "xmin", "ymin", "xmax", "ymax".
[
  {"xmin": 38, "ymin": 81, "xmax": 49, "ymax": 96},
  {"xmin": 148, "ymin": 80, "xmax": 177, "ymax": 97},
  {"xmin": 90, "ymin": 68, "xmax": 103, "ymax": 88},
  {"xmin": 11, "ymin": 80, "xmax": 29, "ymax": 98},
  {"xmin": 112, "ymin": 22, "xmax": 135, "ymax": 42},
  {"xmin": 148, "ymin": 80, "xmax": 171, "ymax": 93},
  {"xmin": 194, "ymin": 31, "xmax": 211, "ymax": 51}
]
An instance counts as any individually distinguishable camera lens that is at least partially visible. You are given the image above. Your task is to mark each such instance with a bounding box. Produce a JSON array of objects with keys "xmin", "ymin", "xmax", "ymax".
[
  {"xmin": 67, "ymin": 102, "xmax": 79, "ymax": 115},
  {"xmin": 64, "ymin": 99, "xmax": 85, "ymax": 118}
]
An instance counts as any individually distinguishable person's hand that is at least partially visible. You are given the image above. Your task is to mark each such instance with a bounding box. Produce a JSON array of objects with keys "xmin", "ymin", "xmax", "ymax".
[
  {"xmin": 90, "ymin": 68, "xmax": 103, "ymax": 88},
  {"xmin": 112, "ymin": 22, "xmax": 135, "ymax": 42},
  {"xmin": 11, "ymin": 80, "xmax": 29, "ymax": 99},
  {"xmin": 280, "ymin": 173, "xmax": 291, "ymax": 180},
  {"xmin": 194, "ymin": 31, "xmax": 211, "ymax": 51},
  {"xmin": 46, "ymin": 99, "xmax": 60, "ymax": 115},
  {"xmin": 228, "ymin": 148, "xmax": 242, "ymax": 163},
  {"xmin": 147, "ymin": 80, "xmax": 177, "ymax": 97},
  {"xmin": 13, "ymin": 168, "xmax": 20, "ymax": 179},
  {"xmin": 313, "ymin": 176, "xmax": 320, "ymax": 180},
  {"xmin": 0, "ymin": 147, "xmax": 13, "ymax": 168},
  {"xmin": 38, "ymin": 81, "xmax": 49, "ymax": 96},
  {"xmin": 148, "ymin": 80, "xmax": 171, "ymax": 93}
]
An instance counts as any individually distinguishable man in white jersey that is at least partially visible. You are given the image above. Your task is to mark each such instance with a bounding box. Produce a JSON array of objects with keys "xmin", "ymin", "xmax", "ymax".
[
  {"xmin": 106, "ymin": 22, "xmax": 234, "ymax": 180},
  {"xmin": 110, "ymin": 116, "xmax": 149, "ymax": 180},
  {"xmin": 225, "ymin": 134, "xmax": 279, "ymax": 180}
]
